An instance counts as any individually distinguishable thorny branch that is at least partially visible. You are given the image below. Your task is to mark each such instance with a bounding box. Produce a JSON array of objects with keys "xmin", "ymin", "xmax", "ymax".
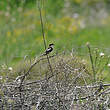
[
  {"xmin": 1, "ymin": 51, "xmax": 110, "ymax": 109},
  {"xmin": 19, "ymin": 54, "xmax": 56, "ymax": 87}
]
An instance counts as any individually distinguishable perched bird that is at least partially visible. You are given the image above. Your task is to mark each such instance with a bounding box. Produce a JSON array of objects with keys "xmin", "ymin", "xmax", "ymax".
[{"xmin": 41, "ymin": 43, "xmax": 54, "ymax": 56}]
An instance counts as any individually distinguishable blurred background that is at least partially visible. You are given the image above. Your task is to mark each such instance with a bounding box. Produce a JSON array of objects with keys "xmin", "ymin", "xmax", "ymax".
[{"xmin": 0, "ymin": 0, "xmax": 110, "ymax": 64}]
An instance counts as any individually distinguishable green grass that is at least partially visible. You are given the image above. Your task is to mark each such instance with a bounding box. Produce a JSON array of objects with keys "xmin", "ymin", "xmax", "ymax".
[
  {"xmin": 0, "ymin": 7, "xmax": 110, "ymax": 82},
  {"xmin": 0, "ymin": 8, "xmax": 110, "ymax": 66}
]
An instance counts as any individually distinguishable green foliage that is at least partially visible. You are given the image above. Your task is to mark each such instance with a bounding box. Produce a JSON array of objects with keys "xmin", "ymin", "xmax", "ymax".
[
  {"xmin": 46, "ymin": 0, "xmax": 64, "ymax": 16},
  {"xmin": 0, "ymin": 7, "xmax": 110, "ymax": 64},
  {"xmin": 0, "ymin": 0, "xmax": 110, "ymax": 82}
]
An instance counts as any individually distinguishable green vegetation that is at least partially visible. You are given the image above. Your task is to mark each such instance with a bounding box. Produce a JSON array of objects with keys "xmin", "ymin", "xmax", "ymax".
[
  {"xmin": 0, "ymin": 14, "xmax": 110, "ymax": 64},
  {"xmin": 0, "ymin": 0, "xmax": 110, "ymax": 63},
  {"xmin": 0, "ymin": 1, "xmax": 110, "ymax": 109},
  {"xmin": 0, "ymin": 0, "xmax": 110, "ymax": 80}
]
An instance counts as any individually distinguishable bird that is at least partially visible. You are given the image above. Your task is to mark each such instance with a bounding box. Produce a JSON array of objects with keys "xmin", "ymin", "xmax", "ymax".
[{"xmin": 41, "ymin": 43, "xmax": 54, "ymax": 56}]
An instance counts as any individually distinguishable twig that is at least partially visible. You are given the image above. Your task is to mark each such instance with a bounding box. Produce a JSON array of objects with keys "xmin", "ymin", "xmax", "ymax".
[
  {"xmin": 74, "ymin": 87, "xmax": 110, "ymax": 101},
  {"xmin": 76, "ymin": 83, "xmax": 110, "ymax": 89},
  {"xmin": 19, "ymin": 54, "xmax": 56, "ymax": 88}
]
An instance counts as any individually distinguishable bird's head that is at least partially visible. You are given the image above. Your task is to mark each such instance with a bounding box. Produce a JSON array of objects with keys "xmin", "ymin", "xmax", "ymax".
[{"xmin": 49, "ymin": 43, "xmax": 54, "ymax": 47}]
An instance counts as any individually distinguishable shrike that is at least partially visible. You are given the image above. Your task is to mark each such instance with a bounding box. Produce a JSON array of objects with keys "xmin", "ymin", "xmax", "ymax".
[{"xmin": 42, "ymin": 43, "xmax": 54, "ymax": 56}]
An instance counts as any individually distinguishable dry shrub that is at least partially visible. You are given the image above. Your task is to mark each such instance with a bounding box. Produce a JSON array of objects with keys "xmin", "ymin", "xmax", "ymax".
[{"xmin": 0, "ymin": 51, "xmax": 110, "ymax": 109}]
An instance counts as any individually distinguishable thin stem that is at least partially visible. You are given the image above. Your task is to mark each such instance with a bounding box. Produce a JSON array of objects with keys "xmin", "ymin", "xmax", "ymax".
[
  {"xmin": 87, "ymin": 44, "xmax": 96, "ymax": 82},
  {"xmin": 38, "ymin": 0, "xmax": 53, "ymax": 80},
  {"xmin": 38, "ymin": 0, "xmax": 47, "ymax": 50}
]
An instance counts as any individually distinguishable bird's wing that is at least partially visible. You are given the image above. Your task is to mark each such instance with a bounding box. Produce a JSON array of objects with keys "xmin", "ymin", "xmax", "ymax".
[
  {"xmin": 40, "ymin": 47, "xmax": 53, "ymax": 57},
  {"xmin": 46, "ymin": 47, "xmax": 52, "ymax": 52}
]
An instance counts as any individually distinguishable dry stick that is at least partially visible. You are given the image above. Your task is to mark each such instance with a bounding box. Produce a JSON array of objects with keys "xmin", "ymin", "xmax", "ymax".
[
  {"xmin": 18, "ymin": 52, "xmax": 61, "ymax": 88},
  {"xmin": 5, "ymin": 81, "xmax": 110, "ymax": 89},
  {"xmin": 76, "ymin": 83, "xmax": 110, "ymax": 89},
  {"xmin": 19, "ymin": 55, "xmax": 56, "ymax": 87},
  {"xmin": 87, "ymin": 44, "xmax": 96, "ymax": 82},
  {"xmin": 38, "ymin": 0, "xmax": 53, "ymax": 80},
  {"xmin": 74, "ymin": 87, "xmax": 110, "ymax": 101}
]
